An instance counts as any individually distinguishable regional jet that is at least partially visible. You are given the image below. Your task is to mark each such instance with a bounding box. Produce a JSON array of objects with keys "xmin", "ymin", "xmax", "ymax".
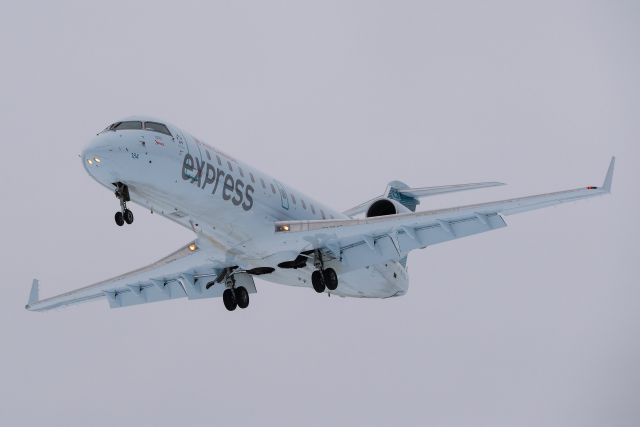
[{"xmin": 25, "ymin": 116, "xmax": 615, "ymax": 312}]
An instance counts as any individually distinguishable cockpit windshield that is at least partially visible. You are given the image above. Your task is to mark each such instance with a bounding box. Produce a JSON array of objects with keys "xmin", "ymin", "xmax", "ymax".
[
  {"xmin": 110, "ymin": 121, "xmax": 142, "ymax": 131},
  {"xmin": 143, "ymin": 121, "xmax": 172, "ymax": 136},
  {"xmin": 100, "ymin": 120, "xmax": 172, "ymax": 136}
]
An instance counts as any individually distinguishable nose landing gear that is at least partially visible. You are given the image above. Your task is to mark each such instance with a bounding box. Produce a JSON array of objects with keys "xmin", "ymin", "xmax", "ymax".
[{"xmin": 113, "ymin": 182, "xmax": 134, "ymax": 226}]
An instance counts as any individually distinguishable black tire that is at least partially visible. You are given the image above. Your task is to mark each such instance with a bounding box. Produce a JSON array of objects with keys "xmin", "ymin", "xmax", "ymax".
[
  {"xmin": 223, "ymin": 288, "xmax": 237, "ymax": 311},
  {"xmin": 235, "ymin": 286, "xmax": 250, "ymax": 309},
  {"xmin": 123, "ymin": 209, "xmax": 134, "ymax": 224},
  {"xmin": 114, "ymin": 211, "xmax": 124, "ymax": 226},
  {"xmin": 323, "ymin": 268, "xmax": 338, "ymax": 291},
  {"xmin": 311, "ymin": 270, "xmax": 325, "ymax": 293}
]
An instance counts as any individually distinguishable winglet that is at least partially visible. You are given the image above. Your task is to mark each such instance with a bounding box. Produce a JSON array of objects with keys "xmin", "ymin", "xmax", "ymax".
[
  {"xmin": 602, "ymin": 156, "xmax": 615, "ymax": 193},
  {"xmin": 26, "ymin": 279, "xmax": 39, "ymax": 310}
]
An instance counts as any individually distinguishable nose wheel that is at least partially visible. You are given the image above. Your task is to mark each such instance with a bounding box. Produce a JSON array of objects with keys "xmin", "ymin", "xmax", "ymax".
[{"xmin": 113, "ymin": 182, "xmax": 134, "ymax": 226}]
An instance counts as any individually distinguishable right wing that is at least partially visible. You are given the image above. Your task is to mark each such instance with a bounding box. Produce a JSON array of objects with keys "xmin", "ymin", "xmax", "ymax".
[
  {"xmin": 275, "ymin": 158, "xmax": 615, "ymax": 270},
  {"xmin": 26, "ymin": 239, "xmax": 243, "ymax": 312}
]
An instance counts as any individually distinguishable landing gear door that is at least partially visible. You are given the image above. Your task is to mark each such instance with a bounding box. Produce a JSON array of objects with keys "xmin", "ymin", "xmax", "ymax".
[{"xmin": 274, "ymin": 181, "xmax": 290, "ymax": 210}]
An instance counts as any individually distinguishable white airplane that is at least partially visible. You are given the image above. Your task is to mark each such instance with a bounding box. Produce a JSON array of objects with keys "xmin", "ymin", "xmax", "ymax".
[{"xmin": 26, "ymin": 116, "xmax": 615, "ymax": 312}]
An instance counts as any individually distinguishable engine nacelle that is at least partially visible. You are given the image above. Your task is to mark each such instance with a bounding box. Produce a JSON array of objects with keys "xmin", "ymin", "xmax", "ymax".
[{"xmin": 366, "ymin": 198, "xmax": 411, "ymax": 217}]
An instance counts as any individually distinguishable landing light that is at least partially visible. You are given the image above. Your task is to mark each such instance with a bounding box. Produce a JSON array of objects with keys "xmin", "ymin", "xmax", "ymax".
[
  {"xmin": 87, "ymin": 159, "xmax": 93, "ymax": 165},
  {"xmin": 277, "ymin": 224, "xmax": 290, "ymax": 232},
  {"xmin": 188, "ymin": 243, "xmax": 198, "ymax": 252},
  {"xmin": 94, "ymin": 157, "xmax": 101, "ymax": 163}
]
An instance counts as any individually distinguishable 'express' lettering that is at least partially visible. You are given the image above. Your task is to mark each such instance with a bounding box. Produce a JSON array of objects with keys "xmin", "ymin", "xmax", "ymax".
[{"xmin": 182, "ymin": 154, "xmax": 254, "ymax": 211}]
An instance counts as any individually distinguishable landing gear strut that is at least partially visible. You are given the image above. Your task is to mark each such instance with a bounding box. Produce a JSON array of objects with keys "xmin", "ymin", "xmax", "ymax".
[
  {"xmin": 114, "ymin": 182, "xmax": 134, "ymax": 226},
  {"xmin": 311, "ymin": 250, "xmax": 338, "ymax": 293}
]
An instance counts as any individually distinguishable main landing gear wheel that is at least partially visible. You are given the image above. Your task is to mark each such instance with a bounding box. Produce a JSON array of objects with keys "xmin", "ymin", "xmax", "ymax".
[
  {"xmin": 323, "ymin": 268, "xmax": 338, "ymax": 291},
  {"xmin": 235, "ymin": 286, "xmax": 249, "ymax": 309},
  {"xmin": 222, "ymin": 286, "xmax": 250, "ymax": 311},
  {"xmin": 123, "ymin": 209, "xmax": 134, "ymax": 224},
  {"xmin": 223, "ymin": 288, "xmax": 237, "ymax": 311},
  {"xmin": 114, "ymin": 211, "xmax": 124, "ymax": 226},
  {"xmin": 311, "ymin": 250, "xmax": 338, "ymax": 293},
  {"xmin": 311, "ymin": 270, "xmax": 325, "ymax": 293}
]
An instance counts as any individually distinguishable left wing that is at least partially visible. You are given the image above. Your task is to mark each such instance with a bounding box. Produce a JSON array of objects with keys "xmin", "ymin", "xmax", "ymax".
[
  {"xmin": 274, "ymin": 158, "xmax": 615, "ymax": 270},
  {"xmin": 26, "ymin": 240, "xmax": 243, "ymax": 311}
]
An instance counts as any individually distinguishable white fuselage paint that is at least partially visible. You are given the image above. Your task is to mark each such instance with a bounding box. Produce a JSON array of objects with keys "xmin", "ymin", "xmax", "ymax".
[{"xmin": 82, "ymin": 116, "xmax": 408, "ymax": 298}]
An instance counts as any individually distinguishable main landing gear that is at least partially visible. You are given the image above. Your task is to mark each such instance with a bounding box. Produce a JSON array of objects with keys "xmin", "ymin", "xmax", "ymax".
[
  {"xmin": 222, "ymin": 286, "xmax": 249, "ymax": 311},
  {"xmin": 114, "ymin": 182, "xmax": 134, "ymax": 226},
  {"xmin": 206, "ymin": 268, "xmax": 251, "ymax": 311},
  {"xmin": 311, "ymin": 250, "xmax": 338, "ymax": 293}
]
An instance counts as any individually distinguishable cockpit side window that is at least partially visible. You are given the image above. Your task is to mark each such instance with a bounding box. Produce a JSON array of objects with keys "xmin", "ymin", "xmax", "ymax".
[
  {"xmin": 111, "ymin": 121, "xmax": 143, "ymax": 130},
  {"xmin": 144, "ymin": 122, "xmax": 172, "ymax": 136}
]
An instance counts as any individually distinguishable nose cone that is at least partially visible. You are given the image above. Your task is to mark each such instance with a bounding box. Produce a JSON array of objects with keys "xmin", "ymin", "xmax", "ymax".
[{"xmin": 81, "ymin": 133, "xmax": 120, "ymax": 182}]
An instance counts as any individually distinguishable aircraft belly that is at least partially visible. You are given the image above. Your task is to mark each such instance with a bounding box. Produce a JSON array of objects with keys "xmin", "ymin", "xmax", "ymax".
[{"xmin": 261, "ymin": 262, "xmax": 408, "ymax": 299}]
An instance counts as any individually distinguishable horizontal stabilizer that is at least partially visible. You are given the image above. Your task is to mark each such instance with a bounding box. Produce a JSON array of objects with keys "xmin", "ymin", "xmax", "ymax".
[
  {"xmin": 343, "ymin": 181, "xmax": 505, "ymax": 216},
  {"xmin": 396, "ymin": 182, "xmax": 505, "ymax": 198}
]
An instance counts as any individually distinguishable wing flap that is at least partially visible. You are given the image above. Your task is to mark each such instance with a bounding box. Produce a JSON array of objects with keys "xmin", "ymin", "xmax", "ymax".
[{"xmin": 340, "ymin": 214, "xmax": 507, "ymax": 270}]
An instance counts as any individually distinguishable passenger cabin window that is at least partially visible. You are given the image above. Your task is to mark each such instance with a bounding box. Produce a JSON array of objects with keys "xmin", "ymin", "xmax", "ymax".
[
  {"xmin": 144, "ymin": 121, "xmax": 172, "ymax": 136},
  {"xmin": 216, "ymin": 155, "xmax": 222, "ymax": 166},
  {"xmin": 291, "ymin": 194, "xmax": 296, "ymax": 204},
  {"xmin": 110, "ymin": 121, "xmax": 142, "ymax": 131},
  {"xmin": 227, "ymin": 161, "xmax": 233, "ymax": 172},
  {"xmin": 311, "ymin": 204, "xmax": 316, "ymax": 215},
  {"xmin": 205, "ymin": 150, "xmax": 212, "ymax": 160},
  {"xmin": 320, "ymin": 209, "xmax": 326, "ymax": 219},
  {"xmin": 239, "ymin": 167, "xmax": 245, "ymax": 177},
  {"xmin": 260, "ymin": 178, "xmax": 266, "ymax": 189},
  {"xmin": 270, "ymin": 183, "xmax": 276, "ymax": 194},
  {"xmin": 301, "ymin": 199, "xmax": 307, "ymax": 209},
  {"xmin": 250, "ymin": 173, "xmax": 255, "ymax": 184}
]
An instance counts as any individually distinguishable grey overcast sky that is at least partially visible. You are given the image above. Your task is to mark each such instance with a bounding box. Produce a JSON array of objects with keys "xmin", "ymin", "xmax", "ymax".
[{"xmin": 1, "ymin": 1, "xmax": 638, "ymax": 426}]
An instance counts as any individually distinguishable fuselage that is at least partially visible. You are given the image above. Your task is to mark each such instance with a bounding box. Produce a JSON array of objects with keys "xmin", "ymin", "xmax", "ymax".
[{"xmin": 81, "ymin": 116, "xmax": 409, "ymax": 298}]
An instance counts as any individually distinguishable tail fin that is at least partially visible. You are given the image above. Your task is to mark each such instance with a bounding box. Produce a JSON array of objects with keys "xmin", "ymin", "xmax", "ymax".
[{"xmin": 26, "ymin": 279, "xmax": 39, "ymax": 310}]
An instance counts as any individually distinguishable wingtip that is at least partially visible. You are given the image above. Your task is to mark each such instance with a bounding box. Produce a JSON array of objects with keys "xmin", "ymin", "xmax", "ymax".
[
  {"xmin": 27, "ymin": 279, "xmax": 39, "ymax": 309},
  {"xmin": 602, "ymin": 156, "xmax": 615, "ymax": 193}
]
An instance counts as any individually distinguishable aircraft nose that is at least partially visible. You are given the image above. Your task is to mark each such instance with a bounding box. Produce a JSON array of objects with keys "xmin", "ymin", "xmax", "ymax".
[
  {"xmin": 81, "ymin": 133, "xmax": 115, "ymax": 166},
  {"xmin": 81, "ymin": 133, "xmax": 123, "ymax": 178}
]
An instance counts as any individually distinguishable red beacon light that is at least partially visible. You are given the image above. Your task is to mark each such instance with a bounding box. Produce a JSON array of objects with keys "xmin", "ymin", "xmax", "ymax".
[{"xmin": 586, "ymin": 186, "xmax": 598, "ymax": 190}]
